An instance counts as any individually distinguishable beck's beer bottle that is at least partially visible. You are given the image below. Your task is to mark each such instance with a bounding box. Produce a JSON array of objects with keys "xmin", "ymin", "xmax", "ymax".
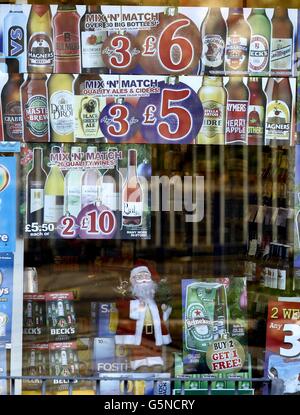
[{"xmin": 248, "ymin": 9, "xmax": 271, "ymax": 75}]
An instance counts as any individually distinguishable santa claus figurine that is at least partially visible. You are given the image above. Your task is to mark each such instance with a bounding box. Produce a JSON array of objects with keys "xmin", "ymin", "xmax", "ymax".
[{"xmin": 115, "ymin": 265, "xmax": 172, "ymax": 371}]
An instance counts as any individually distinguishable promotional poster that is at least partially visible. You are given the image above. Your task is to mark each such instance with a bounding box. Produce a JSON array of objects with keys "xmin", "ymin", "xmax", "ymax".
[
  {"xmin": 22, "ymin": 343, "xmax": 48, "ymax": 391},
  {"xmin": 0, "ymin": 73, "xmax": 297, "ymax": 145},
  {"xmin": 23, "ymin": 294, "xmax": 46, "ymax": 343},
  {"xmin": 0, "ymin": 5, "xmax": 298, "ymax": 77},
  {"xmin": 45, "ymin": 292, "xmax": 77, "ymax": 342},
  {"xmin": 20, "ymin": 143, "xmax": 151, "ymax": 240},
  {"xmin": 264, "ymin": 298, "xmax": 300, "ymax": 395},
  {"xmin": 0, "ymin": 156, "xmax": 16, "ymax": 252},
  {"xmin": 182, "ymin": 278, "xmax": 248, "ymax": 375},
  {"xmin": 0, "ymin": 252, "xmax": 14, "ymax": 344},
  {"xmin": 49, "ymin": 341, "xmax": 80, "ymax": 391}
]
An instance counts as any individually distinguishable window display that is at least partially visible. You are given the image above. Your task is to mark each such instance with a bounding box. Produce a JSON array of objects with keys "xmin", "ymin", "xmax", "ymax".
[{"xmin": 0, "ymin": 2, "xmax": 300, "ymax": 398}]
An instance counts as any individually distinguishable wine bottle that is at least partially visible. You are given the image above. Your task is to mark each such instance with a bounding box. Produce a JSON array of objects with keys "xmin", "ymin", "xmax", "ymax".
[
  {"xmin": 102, "ymin": 148, "xmax": 123, "ymax": 211},
  {"xmin": 64, "ymin": 146, "xmax": 83, "ymax": 217},
  {"xmin": 44, "ymin": 146, "xmax": 65, "ymax": 223},
  {"xmin": 26, "ymin": 147, "xmax": 47, "ymax": 225},
  {"xmin": 122, "ymin": 149, "xmax": 143, "ymax": 227},
  {"xmin": 81, "ymin": 146, "xmax": 101, "ymax": 208}
]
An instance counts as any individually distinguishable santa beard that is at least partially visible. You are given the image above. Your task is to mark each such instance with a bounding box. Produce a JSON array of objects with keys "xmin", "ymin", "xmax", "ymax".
[{"xmin": 131, "ymin": 280, "xmax": 157, "ymax": 301}]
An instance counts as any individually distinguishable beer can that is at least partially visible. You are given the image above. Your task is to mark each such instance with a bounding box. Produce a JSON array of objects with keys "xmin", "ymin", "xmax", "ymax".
[{"xmin": 23, "ymin": 267, "xmax": 38, "ymax": 293}]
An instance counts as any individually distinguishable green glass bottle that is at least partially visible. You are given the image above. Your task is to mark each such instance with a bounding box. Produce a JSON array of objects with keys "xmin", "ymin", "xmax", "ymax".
[{"xmin": 248, "ymin": 9, "xmax": 271, "ymax": 75}]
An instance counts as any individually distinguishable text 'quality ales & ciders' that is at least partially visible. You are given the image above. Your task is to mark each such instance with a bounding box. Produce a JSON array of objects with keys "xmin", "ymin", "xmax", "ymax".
[{"xmin": 27, "ymin": 5, "xmax": 54, "ymax": 73}]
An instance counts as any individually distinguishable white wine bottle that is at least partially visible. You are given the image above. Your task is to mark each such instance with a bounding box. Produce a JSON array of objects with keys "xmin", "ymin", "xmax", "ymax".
[
  {"xmin": 44, "ymin": 146, "xmax": 65, "ymax": 223},
  {"xmin": 64, "ymin": 146, "xmax": 83, "ymax": 217}
]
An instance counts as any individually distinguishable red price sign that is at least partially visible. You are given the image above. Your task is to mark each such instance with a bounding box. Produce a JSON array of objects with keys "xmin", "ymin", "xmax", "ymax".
[
  {"xmin": 138, "ymin": 13, "xmax": 201, "ymax": 75},
  {"xmin": 102, "ymin": 33, "xmax": 141, "ymax": 73},
  {"xmin": 77, "ymin": 204, "xmax": 117, "ymax": 239}
]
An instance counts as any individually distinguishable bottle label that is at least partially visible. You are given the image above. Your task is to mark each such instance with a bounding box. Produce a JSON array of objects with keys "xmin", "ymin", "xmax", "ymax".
[
  {"xmin": 248, "ymin": 105, "xmax": 265, "ymax": 141},
  {"xmin": 265, "ymin": 100, "xmax": 290, "ymax": 142},
  {"xmin": 202, "ymin": 35, "xmax": 225, "ymax": 68},
  {"xmin": 271, "ymin": 38, "xmax": 292, "ymax": 71},
  {"xmin": 4, "ymin": 101, "xmax": 22, "ymax": 140},
  {"xmin": 44, "ymin": 195, "xmax": 64, "ymax": 223},
  {"xmin": 81, "ymin": 31, "xmax": 106, "ymax": 68},
  {"xmin": 8, "ymin": 26, "xmax": 24, "ymax": 57},
  {"xmin": 225, "ymin": 36, "xmax": 248, "ymax": 70},
  {"xmin": 186, "ymin": 302, "xmax": 212, "ymax": 346},
  {"xmin": 55, "ymin": 32, "xmax": 80, "ymax": 58},
  {"xmin": 24, "ymin": 95, "xmax": 48, "ymax": 138},
  {"xmin": 225, "ymin": 100, "xmax": 248, "ymax": 144},
  {"xmin": 278, "ymin": 269, "xmax": 286, "ymax": 290},
  {"xmin": 199, "ymin": 100, "xmax": 225, "ymax": 142},
  {"xmin": 81, "ymin": 185, "xmax": 98, "ymax": 206},
  {"xmin": 122, "ymin": 201, "xmax": 142, "ymax": 218},
  {"xmin": 28, "ymin": 33, "xmax": 54, "ymax": 68},
  {"xmin": 30, "ymin": 188, "xmax": 44, "ymax": 213},
  {"xmin": 249, "ymin": 35, "xmax": 269, "ymax": 72},
  {"xmin": 102, "ymin": 183, "xmax": 117, "ymax": 210},
  {"xmin": 75, "ymin": 96, "xmax": 102, "ymax": 139},
  {"xmin": 65, "ymin": 184, "xmax": 81, "ymax": 215},
  {"xmin": 49, "ymin": 91, "xmax": 74, "ymax": 135}
]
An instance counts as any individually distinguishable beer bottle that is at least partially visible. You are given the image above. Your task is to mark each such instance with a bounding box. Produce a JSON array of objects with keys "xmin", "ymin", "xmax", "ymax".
[
  {"xmin": 247, "ymin": 77, "xmax": 266, "ymax": 145},
  {"xmin": 53, "ymin": 5, "xmax": 80, "ymax": 74},
  {"xmin": 27, "ymin": 5, "xmax": 54, "ymax": 73},
  {"xmin": 47, "ymin": 73, "xmax": 74, "ymax": 142},
  {"xmin": 21, "ymin": 73, "xmax": 49, "ymax": 142},
  {"xmin": 270, "ymin": 8, "xmax": 294, "ymax": 76},
  {"xmin": 264, "ymin": 78, "xmax": 292, "ymax": 146},
  {"xmin": 200, "ymin": 8, "xmax": 227, "ymax": 75},
  {"xmin": 197, "ymin": 76, "xmax": 227, "ymax": 144},
  {"xmin": 225, "ymin": 76, "xmax": 249, "ymax": 144},
  {"xmin": 1, "ymin": 63, "xmax": 24, "ymax": 141},
  {"xmin": 248, "ymin": 9, "xmax": 271, "ymax": 75},
  {"xmin": 74, "ymin": 74, "xmax": 106, "ymax": 143},
  {"xmin": 225, "ymin": 8, "xmax": 251, "ymax": 73},
  {"xmin": 80, "ymin": 5, "xmax": 108, "ymax": 74}
]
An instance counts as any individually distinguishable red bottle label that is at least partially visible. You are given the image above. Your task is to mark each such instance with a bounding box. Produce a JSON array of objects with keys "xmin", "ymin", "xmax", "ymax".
[
  {"xmin": 55, "ymin": 32, "xmax": 80, "ymax": 57},
  {"xmin": 225, "ymin": 100, "xmax": 248, "ymax": 144}
]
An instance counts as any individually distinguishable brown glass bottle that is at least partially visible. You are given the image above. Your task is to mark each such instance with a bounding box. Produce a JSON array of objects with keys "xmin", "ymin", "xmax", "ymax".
[
  {"xmin": 122, "ymin": 149, "xmax": 143, "ymax": 226},
  {"xmin": 27, "ymin": 5, "xmax": 54, "ymax": 73},
  {"xmin": 247, "ymin": 77, "xmax": 267, "ymax": 145},
  {"xmin": 21, "ymin": 73, "xmax": 49, "ymax": 142},
  {"xmin": 53, "ymin": 5, "xmax": 80, "ymax": 73},
  {"xmin": 270, "ymin": 8, "xmax": 293, "ymax": 76},
  {"xmin": 80, "ymin": 5, "xmax": 108, "ymax": 74},
  {"xmin": 1, "ymin": 71, "xmax": 24, "ymax": 141},
  {"xmin": 201, "ymin": 8, "xmax": 227, "ymax": 75},
  {"xmin": 225, "ymin": 8, "xmax": 251, "ymax": 73},
  {"xmin": 264, "ymin": 78, "xmax": 292, "ymax": 146},
  {"xmin": 225, "ymin": 76, "xmax": 249, "ymax": 144}
]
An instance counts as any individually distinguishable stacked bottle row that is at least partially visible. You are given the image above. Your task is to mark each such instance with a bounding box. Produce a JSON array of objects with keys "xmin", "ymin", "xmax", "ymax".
[
  {"xmin": 26, "ymin": 146, "xmax": 144, "ymax": 230},
  {"xmin": 0, "ymin": 5, "xmax": 298, "ymax": 76},
  {"xmin": 0, "ymin": 72, "xmax": 296, "ymax": 145}
]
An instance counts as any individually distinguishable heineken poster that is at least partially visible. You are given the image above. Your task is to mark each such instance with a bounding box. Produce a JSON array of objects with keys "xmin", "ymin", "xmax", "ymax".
[
  {"xmin": 264, "ymin": 298, "xmax": 300, "ymax": 395},
  {"xmin": 20, "ymin": 143, "xmax": 151, "ymax": 240},
  {"xmin": 182, "ymin": 278, "xmax": 248, "ymax": 375},
  {"xmin": 0, "ymin": 253, "xmax": 14, "ymax": 344}
]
